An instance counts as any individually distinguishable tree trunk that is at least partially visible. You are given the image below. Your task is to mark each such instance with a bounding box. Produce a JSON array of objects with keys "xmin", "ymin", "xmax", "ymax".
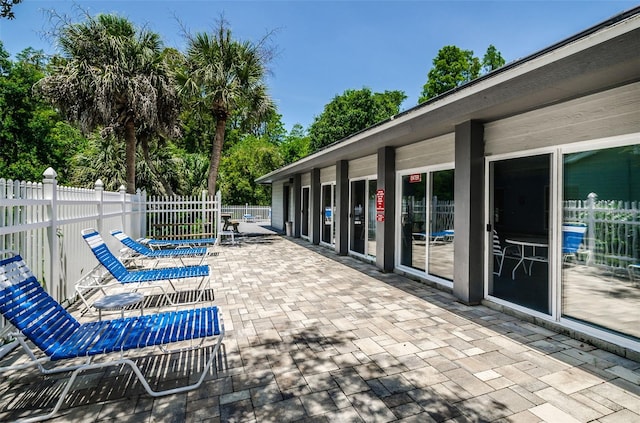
[
  {"xmin": 124, "ymin": 119, "xmax": 137, "ymax": 194},
  {"xmin": 208, "ymin": 117, "xmax": 226, "ymax": 195},
  {"xmin": 140, "ymin": 134, "xmax": 174, "ymax": 196}
]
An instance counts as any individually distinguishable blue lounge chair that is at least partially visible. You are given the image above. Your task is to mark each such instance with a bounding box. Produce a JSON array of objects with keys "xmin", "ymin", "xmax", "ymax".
[
  {"xmin": 0, "ymin": 253, "xmax": 224, "ymax": 423},
  {"xmin": 562, "ymin": 223, "xmax": 589, "ymax": 263},
  {"xmin": 80, "ymin": 228, "xmax": 211, "ymax": 307},
  {"xmin": 411, "ymin": 230, "xmax": 454, "ymax": 243},
  {"xmin": 110, "ymin": 229, "xmax": 209, "ymax": 266},
  {"xmin": 141, "ymin": 236, "xmax": 217, "ymax": 249}
]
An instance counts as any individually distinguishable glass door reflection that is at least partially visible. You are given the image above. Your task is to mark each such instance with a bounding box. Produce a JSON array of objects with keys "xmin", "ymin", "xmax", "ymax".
[
  {"xmin": 428, "ymin": 170, "xmax": 455, "ymax": 280},
  {"xmin": 321, "ymin": 184, "xmax": 335, "ymax": 245},
  {"xmin": 350, "ymin": 180, "xmax": 366, "ymax": 254},
  {"xmin": 489, "ymin": 154, "xmax": 551, "ymax": 314}
]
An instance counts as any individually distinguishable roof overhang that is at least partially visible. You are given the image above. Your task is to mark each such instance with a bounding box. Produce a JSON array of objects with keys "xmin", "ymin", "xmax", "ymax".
[{"xmin": 257, "ymin": 8, "xmax": 640, "ymax": 184}]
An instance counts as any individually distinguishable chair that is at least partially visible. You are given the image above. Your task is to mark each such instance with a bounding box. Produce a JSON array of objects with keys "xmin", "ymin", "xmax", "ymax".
[
  {"xmin": 411, "ymin": 230, "xmax": 454, "ymax": 243},
  {"xmin": 140, "ymin": 236, "xmax": 217, "ymax": 249},
  {"xmin": 562, "ymin": 223, "xmax": 589, "ymax": 263},
  {"xmin": 492, "ymin": 230, "xmax": 520, "ymax": 277},
  {"xmin": 110, "ymin": 229, "xmax": 209, "ymax": 266},
  {"xmin": 79, "ymin": 228, "xmax": 211, "ymax": 308},
  {"xmin": 430, "ymin": 230, "xmax": 454, "ymax": 244},
  {"xmin": 0, "ymin": 253, "xmax": 224, "ymax": 423}
]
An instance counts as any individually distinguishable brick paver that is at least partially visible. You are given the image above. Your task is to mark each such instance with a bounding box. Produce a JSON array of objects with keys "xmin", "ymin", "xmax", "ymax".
[{"xmin": 1, "ymin": 234, "xmax": 639, "ymax": 422}]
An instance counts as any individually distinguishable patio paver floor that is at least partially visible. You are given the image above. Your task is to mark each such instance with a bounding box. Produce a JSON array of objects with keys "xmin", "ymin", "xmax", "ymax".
[{"xmin": 1, "ymin": 233, "xmax": 639, "ymax": 422}]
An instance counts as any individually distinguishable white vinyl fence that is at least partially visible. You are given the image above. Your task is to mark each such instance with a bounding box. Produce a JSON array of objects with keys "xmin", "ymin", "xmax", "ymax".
[
  {"xmin": 146, "ymin": 192, "xmax": 219, "ymax": 240},
  {"xmin": 0, "ymin": 168, "xmax": 145, "ymax": 306},
  {"xmin": 0, "ymin": 169, "xmax": 232, "ymax": 312},
  {"xmin": 564, "ymin": 193, "xmax": 640, "ymax": 269},
  {"xmin": 221, "ymin": 204, "xmax": 271, "ymax": 222}
]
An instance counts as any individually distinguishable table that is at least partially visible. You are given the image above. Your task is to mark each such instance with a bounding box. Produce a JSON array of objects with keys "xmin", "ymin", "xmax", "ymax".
[
  {"xmin": 93, "ymin": 292, "xmax": 144, "ymax": 321},
  {"xmin": 505, "ymin": 238, "xmax": 548, "ymax": 280},
  {"xmin": 221, "ymin": 213, "xmax": 240, "ymax": 233}
]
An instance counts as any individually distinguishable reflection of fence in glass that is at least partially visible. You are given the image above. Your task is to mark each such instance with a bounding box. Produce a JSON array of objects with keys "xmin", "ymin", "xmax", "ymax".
[
  {"xmin": 563, "ymin": 193, "xmax": 639, "ymax": 269},
  {"xmin": 399, "ymin": 199, "xmax": 455, "ymax": 234},
  {"xmin": 368, "ymin": 197, "xmax": 376, "ymax": 238},
  {"xmin": 431, "ymin": 199, "xmax": 455, "ymax": 233}
]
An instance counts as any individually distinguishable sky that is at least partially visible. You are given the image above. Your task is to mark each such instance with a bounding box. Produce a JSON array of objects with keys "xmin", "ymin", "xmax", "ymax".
[{"xmin": 1, "ymin": 1, "xmax": 638, "ymax": 132}]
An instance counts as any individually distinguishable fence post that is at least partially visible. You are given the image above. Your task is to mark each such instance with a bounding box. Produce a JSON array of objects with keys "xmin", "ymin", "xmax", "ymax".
[
  {"xmin": 95, "ymin": 179, "xmax": 104, "ymax": 234},
  {"xmin": 201, "ymin": 190, "xmax": 207, "ymax": 236},
  {"xmin": 140, "ymin": 190, "xmax": 147, "ymax": 239},
  {"xmin": 215, "ymin": 190, "xmax": 222, "ymax": 241},
  {"xmin": 43, "ymin": 167, "xmax": 59, "ymax": 299},
  {"xmin": 587, "ymin": 192, "xmax": 597, "ymax": 266},
  {"xmin": 133, "ymin": 189, "xmax": 141, "ymax": 239},
  {"xmin": 119, "ymin": 185, "xmax": 126, "ymax": 232}
]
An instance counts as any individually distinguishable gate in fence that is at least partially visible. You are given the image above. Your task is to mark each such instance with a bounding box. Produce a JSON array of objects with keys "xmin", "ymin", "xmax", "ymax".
[{"xmin": 145, "ymin": 191, "xmax": 219, "ymax": 240}]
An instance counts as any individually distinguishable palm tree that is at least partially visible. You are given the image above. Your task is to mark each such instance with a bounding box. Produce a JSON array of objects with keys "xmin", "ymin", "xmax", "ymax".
[
  {"xmin": 36, "ymin": 13, "xmax": 180, "ymax": 194},
  {"xmin": 178, "ymin": 18, "xmax": 274, "ymax": 195}
]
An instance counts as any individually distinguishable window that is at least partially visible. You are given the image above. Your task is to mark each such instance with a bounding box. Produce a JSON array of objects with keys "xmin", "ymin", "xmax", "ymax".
[
  {"xmin": 562, "ymin": 143, "xmax": 640, "ymax": 340},
  {"xmin": 398, "ymin": 169, "xmax": 454, "ymax": 282}
]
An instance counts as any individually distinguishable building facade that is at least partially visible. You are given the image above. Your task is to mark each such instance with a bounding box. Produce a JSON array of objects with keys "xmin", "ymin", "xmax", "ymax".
[{"xmin": 257, "ymin": 9, "xmax": 640, "ymax": 357}]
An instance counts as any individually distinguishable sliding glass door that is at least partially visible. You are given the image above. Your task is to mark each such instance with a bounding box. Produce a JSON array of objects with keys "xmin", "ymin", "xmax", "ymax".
[
  {"xmin": 350, "ymin": 178, "xmax": 376, "ymax": 258},
  {"xmin": 321, "ymin": 183, "xmax": 335, "ymax": 246},
  {"xmin": 561, "ymin": 143, "xmax": 640, "ymax": 340},
  {"xmin": 301, "ymin": 186, "xmax": 310, "ymax": 239},
  {"xmin": 428, "ymin": 170, "xmax": 455, "ymax": 280},
  {"xmin": 488, "ymin": 154, "xmax": 551, "ymax": 314},
  {"xmin": 398, "ymin": 168, "xmax": 454, "ymax": 282}
]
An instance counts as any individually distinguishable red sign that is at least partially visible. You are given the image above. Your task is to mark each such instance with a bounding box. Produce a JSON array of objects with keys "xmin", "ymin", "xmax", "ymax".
[
  {"xmin": 376, "ymin": 213, "xmax": 385, "ymax": 222},
  {"xmin": 376, "ymin": 189, "xmax": 385, "ymax": 211},
  {"xmin": 409, "ymin": 173, "xmax": 422, "ymax": 183}
]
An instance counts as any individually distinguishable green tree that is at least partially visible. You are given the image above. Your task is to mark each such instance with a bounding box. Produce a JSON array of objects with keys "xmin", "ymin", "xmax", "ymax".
[
  {"xmin": 36, "ymin": 13, "xmax": 180, "ymax": 193},
  {"xmin": 69, "ymin": 133, "xmax": 128, "ymax": 190},
  {"xmin": 218, "ymin": 134, "xmax": 282, "ymax": 205},
  {"xmin": 178, "ymin": 17, "xmax": 275, "ymax": 195},
  {"xmin": 0, "ymin": 44, "xmax": 86, "ymax": 182},
  {"xmin": 69, "ymin": 131, "xmax": 182, "ymax": 195},
  {"xmin": 419, "ymin": 45, "xmax": 505, "ymax": 103},
  {"xmin": 279, "ymin": 123, "xmax": 310, "ymax": 164},
  {"xmin": 482, "ymin": 44, "xmax": 506, "ymax": 73},
  {"xmin": 308, "ymin": 87, "xmax": 406, "ymax": 152},
  {"xmin": 1, "ymin": 0, "xmax": 21, "ymax": 19},
  {"xmin": 419, "ymin": 46, "xmax": 480, "ymax": 103},
  {"xmin": 173, "ymin": 152, "xmax": 209, "ymax": 196}
]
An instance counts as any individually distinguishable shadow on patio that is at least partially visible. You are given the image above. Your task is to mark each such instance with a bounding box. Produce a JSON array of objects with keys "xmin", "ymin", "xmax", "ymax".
[{"xmin": 1, "ymin": 234, "xmax": 639, "ymax": 422}]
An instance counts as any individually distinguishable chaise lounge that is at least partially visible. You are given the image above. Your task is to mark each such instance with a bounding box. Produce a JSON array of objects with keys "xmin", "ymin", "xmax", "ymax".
[
  {"xmin": 79, "ymin": 228, "xmax": 212, "ymax": 308},
  {"xmin": 0, "ymin": 253, "xmax": 224, "ymax": 423}
]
